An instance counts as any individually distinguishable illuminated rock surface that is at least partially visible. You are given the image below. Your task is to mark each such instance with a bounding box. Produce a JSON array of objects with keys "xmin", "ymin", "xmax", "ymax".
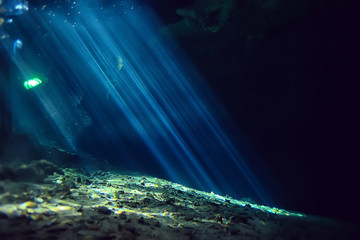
[{"xmin": 0, "ymin": 167, "xmax": 358, "ymax": 240}]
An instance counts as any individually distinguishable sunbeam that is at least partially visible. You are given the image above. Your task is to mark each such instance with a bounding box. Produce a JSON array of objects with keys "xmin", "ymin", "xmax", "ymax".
[{"xmin": 4, "ymin": 0, "xmax": 271, "ymax": 205}]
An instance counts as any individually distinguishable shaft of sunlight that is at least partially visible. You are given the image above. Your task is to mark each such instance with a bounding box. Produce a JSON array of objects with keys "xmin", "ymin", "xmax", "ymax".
[{"xmin": 5, "ymin": 1, "xmax": 272, "ymax": 204}]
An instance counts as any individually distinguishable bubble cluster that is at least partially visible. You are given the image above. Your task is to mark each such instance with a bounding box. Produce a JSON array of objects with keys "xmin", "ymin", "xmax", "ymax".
[
  {"xmin": 0, "ymin": 0, "xmax": 29, "ymax": 16},
  {"xmin": 33, "ymin": 0, "xmax": 143, "ymax": 28}
]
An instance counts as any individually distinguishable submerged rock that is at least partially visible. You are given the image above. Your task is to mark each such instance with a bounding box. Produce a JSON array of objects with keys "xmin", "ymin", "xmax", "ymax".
[
  {"xmin": 14, "ymin": 159, "xmax": 63, "ymax": 182},
  {"xmin": 0, "ymin": 168, "xmax": 358, "ymax": 239}
]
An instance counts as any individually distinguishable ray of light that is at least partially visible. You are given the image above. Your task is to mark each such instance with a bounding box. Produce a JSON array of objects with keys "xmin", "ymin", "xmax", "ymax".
[{"xmin": 5, "ymin": 1, "xmax": 272, "ymax": 205}]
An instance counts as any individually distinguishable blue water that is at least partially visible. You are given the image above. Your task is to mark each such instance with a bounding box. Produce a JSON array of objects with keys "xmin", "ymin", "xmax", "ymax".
[
  {"xmin": 1, "ymin": 0, "xmax": 29, "ymax": 16},
  {"xmin": 2, "ymin": 1, "xmax": 273, "ymax": 205}
]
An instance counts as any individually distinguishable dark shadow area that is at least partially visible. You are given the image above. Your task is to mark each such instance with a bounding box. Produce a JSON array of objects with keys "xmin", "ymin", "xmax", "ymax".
[{"xmin": 158, "ymin": 0, "xmax": 359, "ymax": 221}]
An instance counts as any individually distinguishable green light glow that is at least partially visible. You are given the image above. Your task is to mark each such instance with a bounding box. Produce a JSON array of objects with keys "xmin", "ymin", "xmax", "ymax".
[{"xmin": 24, "ymin": 78, "xmax": 43, "ymax": 90}]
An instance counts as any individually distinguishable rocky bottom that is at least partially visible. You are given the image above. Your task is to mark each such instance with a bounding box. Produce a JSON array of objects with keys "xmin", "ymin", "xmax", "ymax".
[{"xmin": 0, "ymin": 163, "xmax": 358, "ymax": 240}]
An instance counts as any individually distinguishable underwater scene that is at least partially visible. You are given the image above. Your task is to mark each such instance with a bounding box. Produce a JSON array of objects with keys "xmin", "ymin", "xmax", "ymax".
[{"xmin": 0, "ymin": 0, "xmax": 359, "ymax": 239}]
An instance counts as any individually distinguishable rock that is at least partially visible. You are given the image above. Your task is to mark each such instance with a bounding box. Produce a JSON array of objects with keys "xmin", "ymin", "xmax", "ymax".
[
  {"xmin": 175, "ymin": 0, "xmax": 238, "ymax": 33},
  {"xmin": 100, "ymin": 219, "xmax": 117, "ymax": 234},
  {"xmin": 94, "ymin": 206, "xmax": 112, "ymax": 215},
  {"xmin": 14, "ymin": 159, "xmax": 63, "ymax": 183},
  {"xmin": 137, "ymin": 216, "xmax": 145, "ymax": 224},
  {"xmin": 166, "ymin": 197, "xmax": 176, "ymax": 205},
  {"xmin": 29, "ymin": 159, "xmax": 64, "ymax": 176},
  {"xmin": 0, "ymin": 167, "xmax": 358, "ymax": 240},
  {"xmin": 119, "ymin": 212, "xmax": 127, "ymax": 220},
  {"xmin": 230, "ymin": 214, "xmax": 250, "ymax": 224},
  {"xmin": 61, "ymin": 179, "xmax": 77, "ymax": 189}
]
